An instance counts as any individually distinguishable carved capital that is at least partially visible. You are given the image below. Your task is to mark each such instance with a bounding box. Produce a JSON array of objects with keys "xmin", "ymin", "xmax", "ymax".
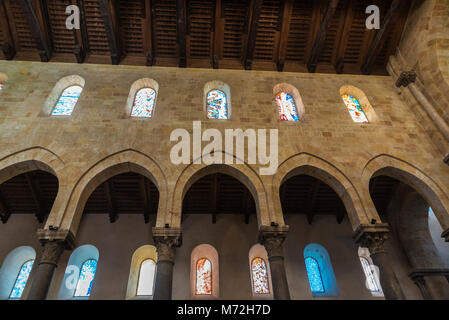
[
  {"xmin": 258, "ymin": 225, "xmax": 289, "ymax": 259},
  {"xmin": 353, "ymin": 224, "xmax": 390, "ymax": 255},
  {"xmin": 153, "ymin": 227, "xmax": 182, "ymax": 263},
  {"xmin": 395, "ymin": 70, "xmax": 417, "ymax": 88},
  {"xmin": 39, "ymin": 241, "xmax": 65, "ymax": 265},
  {"xmin": 36, "ymin": 229, "xmax": 75, "ymax": 265}
]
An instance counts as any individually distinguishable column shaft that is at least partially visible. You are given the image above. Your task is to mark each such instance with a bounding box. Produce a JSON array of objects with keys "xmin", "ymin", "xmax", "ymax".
[{"xmin": 370, "ymin": 250, "xmax": 405, "ymax": 300}]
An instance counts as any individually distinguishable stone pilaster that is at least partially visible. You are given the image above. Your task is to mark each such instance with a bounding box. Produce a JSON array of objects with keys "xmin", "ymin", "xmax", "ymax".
[
  {"xmin": 259, "ymin": 225, "xmax": 290, "ymax": 300},
  {"xmin": 353, "ymin": 224, "xmax": 405, "ymax": 300},
  {"xmin": 27, "ymin": 229, "xmax": 75, "ymax": 300},
  {"xmin": 152, "ymin": 227, "xmax": 182, "ymax": 300}
]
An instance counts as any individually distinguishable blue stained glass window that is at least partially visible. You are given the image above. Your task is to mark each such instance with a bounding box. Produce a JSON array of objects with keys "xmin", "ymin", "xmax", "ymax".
[
  {"xmin": 9, "ymin": 260, "xmax": 34, "ymax": 299},
  {"xmin": 341, "ymin": 94, "xmax": 369, "ymax": 123},
  {"xmin": 74, "ymin": 259, "xmax": 97, "ymax": 297},
  {"xmin": 52, "ymin": 85, "xmax": 82, "ymax": 116},
  {"xmin": 206, "ymin": 90, "xmax": 228, "ymax": 119},
  {"xmin": 131, "ymin": 88, "xmax": 156, "ymax": 118},
  {"xmin": 305, "ymin": 257, "xmax": 325, "ymax": 293},
  {"xmin": 276, "ymin": 91, "xmax": 299, "ymax": 121}
]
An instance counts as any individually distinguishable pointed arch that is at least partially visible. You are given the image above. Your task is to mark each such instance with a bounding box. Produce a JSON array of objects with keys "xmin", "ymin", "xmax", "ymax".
[
  {"xmin": 273, "ymin": 153, "xmax": 370, "ymax": 230},
  {"xmin": 57, "ymin": 150, "xmax": 167, "ymax": 236},
  {"xmin": 362, "ymin": 154, "xmax": 449, "ymax": 239}
]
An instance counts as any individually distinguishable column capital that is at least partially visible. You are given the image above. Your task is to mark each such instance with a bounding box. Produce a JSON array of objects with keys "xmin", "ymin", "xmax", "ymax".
[
  {"xmin": 353, "ymin": 223, "xmax": 390, "ymax": 255},
  {"xmin": 258, "ymin": 225, "xmax": 289, "ymax": 259},
  {"xmin": 153, "ymin": 227, "xmax": 182, "ymax": 263},
  {"xmin": 37, "ymin": 228, "xmax": 76, "ymax": 249},
  {"xmin": 395, "ymin": 70, "xmax": 417, "ymax": 88}
]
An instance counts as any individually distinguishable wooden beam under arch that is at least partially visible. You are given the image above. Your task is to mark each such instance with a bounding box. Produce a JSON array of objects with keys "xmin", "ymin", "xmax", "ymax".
[
  {"xmin": 98, "ymin": 0, "xmax": 122, "ymax": 65},
  {"xmin": 244, "ymin": 0, "xmax": 263, "ymax": 70}
]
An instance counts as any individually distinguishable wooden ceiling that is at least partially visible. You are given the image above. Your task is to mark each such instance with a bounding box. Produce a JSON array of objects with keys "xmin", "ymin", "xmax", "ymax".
[{"xmin": 0, "ymin": 0, "xmax": 411, "ymax": 75}]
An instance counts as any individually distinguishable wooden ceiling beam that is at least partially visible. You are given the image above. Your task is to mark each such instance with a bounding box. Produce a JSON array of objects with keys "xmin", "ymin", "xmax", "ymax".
[
  {"xmin": 73, "ymin": 0, "xmax": 88, "ymax": 63},
  {"xmin": 104, "ymin": 180, "xmax": 118, "ymax": 223},
  {"xmin": 0, "ymin": 0, "xmax": 16, "ymax": 59},
  {"xmin": 361, "ymin": 0, "xmax": 401, "ymax": 75},
  {"xmin": 333, "ymin": 0, "xmax": 355, "ymax": 74},
  {"xmin": 0, "ymin": 187, "xmax": 11, "ymax": 223},
  {"xmin": 307, "ymin": 0, "xmax": 339, "ymax": 73},
  {"xmin": 98, "ymin": 0, "xmax": 121, "ymax": 65},
  {"xmin": 18, "ymin": 0, "xmax": 52, "ymax": 62},
  {"xmin": 276, "ymin": 0, "xmax": 293, "ymax": 72},
  {"xmin": 244, "ymin": 0, "xmax": 263, "ymax": 70},
  {"xmin": 177, "ymin": 0, "xmax": 187, "ymax": 68},
  {"xmin": 24, "ymin": 172, "xmax": 47, "ymax": 223},
  {"xmin": 211, "ymin": 0, "xmax": 222, "ymax": 69},
  {"xmin": 143, "ymin": 0, "xmax": 154, "ymax": 66}
]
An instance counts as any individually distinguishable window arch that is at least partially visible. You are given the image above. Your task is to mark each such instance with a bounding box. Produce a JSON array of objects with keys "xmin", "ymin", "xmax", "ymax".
[
  {"xmin": 126, "ymin": 245, "xmax": 157, "ymax": 299},
  {"xmin": 303, "ymin": 243, "xmax": 339, "ymax": 297},
  {"xmin": 74, "ymin": 259, "xmax": 97, "ymax": 297},
  {"xmin": 204, "ymin": 80, "xmax": 231, "ymax": 120},
  {"xmin": 195, "ymin": 258, "xmax": 212, "ymax": 295},
  {"xmin": 206, "ymin": 90, "xmax": 228, "ymax": 119},
  {"xmin": 131, "ymin": 87, "xmax": 156, "ymax": 118},
  {"xmin": 58, "ymin": 244, "xmax": 99, "ymax": 300},
  {"xmin": 358, "ymin": 247, "xmax": 383, "ymax": 297},
  {"xmin": 340, "ymin": 85, "xmax": 377, "ymax": 123},
  {"xmin": 273, "ymin": 83, "xmax": 304, "ymax": 122},
  {"xmin": 126, "ymin": 78, "xmax": 159, "ymax": 118},
  {"xmin": 190, "ymin": 244, "xmax": 219, "ymax": 299},
  {"xmin": 248, "ymin": 244, "xmax": 272, "ymax": 298},
  {"xmin": 0, "ymin": 246, "xmax": 36, "ymax": 300}
]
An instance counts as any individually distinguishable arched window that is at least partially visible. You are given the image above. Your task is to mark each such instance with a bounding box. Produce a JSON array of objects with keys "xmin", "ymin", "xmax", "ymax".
[
  {"xmin": 341, "ymin": 94, "xmax": 369, "ymax": 123},
  {"xmin": 358, "ymin": 247, "xmax": 383, "ymax": 296},
  {"xmin": 251, "ymin": 257, "xmax": 270, "ymax": 294},
  {"xmin": 0, "ymin": 83, "xmax": 4, "ymax": 91},
  {"xmin": 52, "ymin": 85, "xmax": 83, "ymax": 115},
  {"xmin": 275, "ymin": 91, "xmax": 299, "ymax": 121},
  {"xmin": 195, "ymin": 258, "xmax": 212, "ymax": 295},
  {"xmin": 74, "ymin": 259, "xmax": 97, "ymax": 297},
  {"xmin": 136, "ymin": 259, "xmax": 156, "ymax": 296},
  {"xmin": 303, "ymin": 244, "xmax": 339, "ymax": 297},
  {"xmin": 131, "ymin": 87, "xmax": 156, "ymax": 118},
  {"xmin": 9, "ymin": 260, "xmax": 34, "ymax": 299},
  {"xmin": 0, "ymin": 72, "xmax": 7, "ymax": 92},
  {"xmin": 206, "ymin": 89, "xmax": 228, "ymax": 119},
  {"xmin": 305, "ymin": 257, "xmax": 324, "ymax": 293}
]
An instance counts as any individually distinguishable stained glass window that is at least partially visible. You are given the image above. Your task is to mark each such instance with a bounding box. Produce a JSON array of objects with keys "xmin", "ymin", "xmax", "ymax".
[
  {"xmin": 52, "ymin": 85, "xmax": 82, "ymax": 116},
  {"xmin": 9, "ymin": 260, "xmax": 34, "ymax": 299},
  {"xmin": 360, "ymin": 257, "xmax": 380, "ymax": 292},
  {"xmin": 136, "ymin": 259, "xmax": 156, "ymax": 296},
  {"xmin": 251, "ymin": 257, "xmax": 270, "ymax": 294},
  {"xmin": 131, "ymin": 88, "xmax": 156, "ymax": 118},
  {"xmin": 305, "ymin": 257, "xmax": 325, "ymax": 293},
  {"xmin": 74, "ymin": 259, "xmax": 97, "ymax": 297},
  {"xmin": 206, "ymin": 90, "xmax": 228, "ymax": 119},
  {"xmin": 341, "ymin": 94, "xmax": 369, "ymax": 123},
  {"xmin": 276, "ymin": 91, "xmax": 299, "ymax": 121},
  {"xmin": 0, "ymin": 83, "xmax": 4, "ymax": 91},
  {"xmin": 195, "ymin": 258, "xmax": 212, "ymax": 295}
]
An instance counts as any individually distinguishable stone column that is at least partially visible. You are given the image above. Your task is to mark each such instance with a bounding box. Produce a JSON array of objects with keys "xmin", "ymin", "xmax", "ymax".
[
  {"xmin": 153, "ymin": 227, "xmax": 182, "ymax": 300},
  {"xmin": 28, "ymin": 229, "xmax": 75, "ymax": 300},
  {"xmin": 259, "ymin": 226, "xmax": 290, "ymax": 300},
  {"xmin": 354, "ymin": 224, "xmax": 405, "ymax": 300}
]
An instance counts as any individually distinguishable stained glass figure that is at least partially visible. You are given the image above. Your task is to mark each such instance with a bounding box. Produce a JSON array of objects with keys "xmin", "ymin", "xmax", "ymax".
[
  {"xmin": 195, "ymin": 258, "xmax": 212, "ymax": 295},
  {"xmin": 305, "ymin": 257, "xmax": 325, "ymax": 293},
  {"xmin": 9, "ymin": 260, "xmax": 34, "ymax": 299},
  {"xmin": 360, "ymin": 257, "xmax": 380, "ymax": 292},
  {"xmin": 136, "ymin": 259, "xmax": 156, "ymax": 296},
  {"xmin": 251, "ymin": 257, "xmax": 270, "ymax": 294},
  {"xmin": 341, "ymin": 94, "xmax": 369, "ymax": 123},
  {"xmin": 275, "ymin": 91, "xmax": 299, "ymax": 121},
  {"xmin": 74, "ymin": 259, "xmax": 97, "ymax": 297},
  {"xmin": 206, "ymin": 90, "xmax": 228, "ymax": 119},
  {"xmin": 131, "ymin": 88, "xmax": 156, "ymax": 118},
  {"xmin": 52, "ymin": 85, "xmax": 82, "ymax": 116},
  {"xmin": 0, "ymin": 83, "xmax": 4, "ymax": 91}
]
